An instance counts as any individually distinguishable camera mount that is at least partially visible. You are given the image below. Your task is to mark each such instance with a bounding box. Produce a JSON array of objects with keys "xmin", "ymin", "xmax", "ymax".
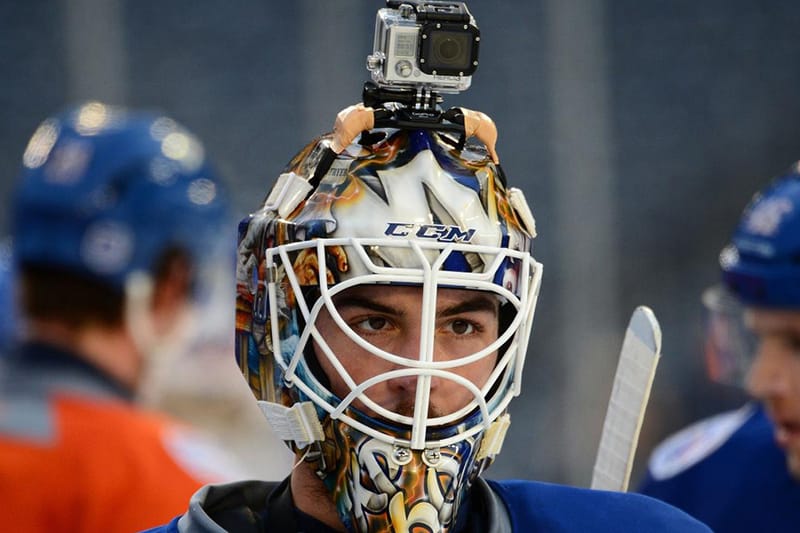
[
  {"xmin": 362, "ymin": 80, "xmax": 470, "ymax": 149},
  {"xmin": 362, "ymin": 80, "xmax": 465, "ymax": 134}
]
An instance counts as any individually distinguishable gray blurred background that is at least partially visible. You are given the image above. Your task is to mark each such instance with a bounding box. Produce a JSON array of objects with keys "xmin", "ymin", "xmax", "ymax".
[{"xmin": 4, "ymin": 0, "xmax": 799, "ymax": 486}]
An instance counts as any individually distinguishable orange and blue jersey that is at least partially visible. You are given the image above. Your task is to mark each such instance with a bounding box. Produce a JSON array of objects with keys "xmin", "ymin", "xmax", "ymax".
[{"xmin": 0, "ymin": 342, "xmax": 244, "ymax": 532}]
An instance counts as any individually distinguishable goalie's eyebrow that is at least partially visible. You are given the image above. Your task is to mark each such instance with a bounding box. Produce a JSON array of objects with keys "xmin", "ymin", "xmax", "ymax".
[
  {"xmin": 332, "ymin": 294, "xmax": 401, "ymax": 316},
  {"xmin": 331, "ymin": 292, "xmax": 499, "ymax": 317},
  {"xmin": 438, "ymin": 295, "xmax": 500, "ymax": 317}
]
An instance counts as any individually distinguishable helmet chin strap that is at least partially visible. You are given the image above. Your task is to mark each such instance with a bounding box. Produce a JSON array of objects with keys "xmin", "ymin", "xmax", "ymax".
[{"xmin": 124, "ymin": 270, "xmax": 195, "ymax": 405}]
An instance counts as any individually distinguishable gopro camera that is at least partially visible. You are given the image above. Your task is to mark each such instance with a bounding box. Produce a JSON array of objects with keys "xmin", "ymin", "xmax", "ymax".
[{"xmin": 366, "ymin": 1, "xmax": 480, "ymax": 94}]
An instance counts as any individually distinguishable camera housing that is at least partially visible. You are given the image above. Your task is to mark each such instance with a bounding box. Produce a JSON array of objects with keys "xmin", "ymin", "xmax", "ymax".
[{"xmin": 366, "ymin": 1, "xmax": 480, "ymax": 94}]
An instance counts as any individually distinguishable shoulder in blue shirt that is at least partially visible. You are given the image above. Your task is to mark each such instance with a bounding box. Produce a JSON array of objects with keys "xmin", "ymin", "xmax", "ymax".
[{"xmin": 638, "ymin": 402, "xmax": 800, "ymax": 532}]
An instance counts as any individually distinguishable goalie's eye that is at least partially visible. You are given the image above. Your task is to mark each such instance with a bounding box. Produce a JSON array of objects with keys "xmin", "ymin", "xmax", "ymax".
[
  {"xmin": 355, "ymin": 316, "xmax": 390, "ymax": 333},
  {"xmin": 446, "ymin": 319, "xmax": 477, "ymax": 336}
]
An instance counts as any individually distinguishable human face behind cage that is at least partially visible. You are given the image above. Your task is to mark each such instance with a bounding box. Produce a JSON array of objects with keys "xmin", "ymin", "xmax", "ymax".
[{"xmin": 314, "ymin": 284, "xmax": 501, "ymax": 432}]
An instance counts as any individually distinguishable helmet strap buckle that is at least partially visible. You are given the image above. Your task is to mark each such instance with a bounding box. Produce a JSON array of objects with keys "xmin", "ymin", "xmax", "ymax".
[{"xmin": 475, "ymin": 413, "xmax": 510, "ymax": 461}]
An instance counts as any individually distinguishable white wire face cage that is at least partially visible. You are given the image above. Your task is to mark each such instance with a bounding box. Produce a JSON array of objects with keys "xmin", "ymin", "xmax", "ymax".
[{"xmin": 267, "ymin": 236, "xmax": 542, "ymax": 451}]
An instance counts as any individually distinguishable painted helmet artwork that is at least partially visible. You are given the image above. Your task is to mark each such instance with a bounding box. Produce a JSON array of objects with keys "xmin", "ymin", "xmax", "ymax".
[{"xmin": 236, "ymin": 104, "xmax": 541, "ymax": 532}]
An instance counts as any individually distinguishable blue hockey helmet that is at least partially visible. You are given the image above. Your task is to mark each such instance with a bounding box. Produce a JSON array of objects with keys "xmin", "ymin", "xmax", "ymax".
[
  {"xmin": 721, "ymin": 163, "xmax": 800, "ymax": 307},
  {"xmin": 12, "ymin": 102, "xmax": 230, "ymax": 292},
  {"xmin": 704, "ymin": 163, "xmax": 800, "ymax": 385}
]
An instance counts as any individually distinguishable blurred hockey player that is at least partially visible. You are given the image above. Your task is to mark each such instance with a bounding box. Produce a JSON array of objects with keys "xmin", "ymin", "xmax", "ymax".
[
  {"xmin": 146, "ymin": 101, "xmax": 710, "ymax": 532},
  {"xmin": 140, "ymin": 262, "xmax": 293, "ymax": 481},
  {"xmin": 637, "ymin": 163, "xmax": 800, "ymax": 531},
  {"xmin": 0, "ymin": 102, "xmax": 248, "ymax": 532}
]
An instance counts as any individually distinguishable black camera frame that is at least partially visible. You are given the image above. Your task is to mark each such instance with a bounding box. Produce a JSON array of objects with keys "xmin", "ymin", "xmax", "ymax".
[{"xmin": 418, "ymin": 22, "xmax": 480, "ymax": 77}]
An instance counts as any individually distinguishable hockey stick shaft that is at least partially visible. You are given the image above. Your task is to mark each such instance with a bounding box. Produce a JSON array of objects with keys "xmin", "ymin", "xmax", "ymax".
[{"xmin": 590, "ymin": 306, "xmax": 662, "ymax": 491}]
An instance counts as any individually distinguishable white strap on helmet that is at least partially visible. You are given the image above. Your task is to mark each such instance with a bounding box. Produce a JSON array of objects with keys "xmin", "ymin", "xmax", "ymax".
[
  {"xmin": 263, "ymin": 172, "xmax": 313, "ymax": 218},
  {"xmin": 258, "ymin": 400, "xmax": 325, "ymax": 449}
]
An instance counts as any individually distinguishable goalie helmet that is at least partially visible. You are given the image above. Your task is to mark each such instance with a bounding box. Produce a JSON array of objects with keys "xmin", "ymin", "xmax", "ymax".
[
  {"xmin": 236, "ymin": 106, "xmax": 541, "ymax": 532},
  {"xmin": 704, "ymin": 163, "xmax": 800, "ymax": 385},
  {"xmin": 12, "ymin": 101, "xmax": 229, "ymax": 293}
]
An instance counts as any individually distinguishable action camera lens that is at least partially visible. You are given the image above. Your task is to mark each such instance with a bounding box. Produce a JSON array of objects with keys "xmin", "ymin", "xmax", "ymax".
[
  {"xmin": 430, "ymin": 31, "xmax": 471, "ymax": 70},
  {"xmin": 438, "ymin": 38, "xmax": 462, "ymax": 61}
]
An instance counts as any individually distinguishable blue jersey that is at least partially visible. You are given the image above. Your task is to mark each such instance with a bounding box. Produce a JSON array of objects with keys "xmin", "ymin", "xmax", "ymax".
[
  {"xmin": 638, "ymin": 403, "xmax": 800, "ymax": 532},
  {"xmin": 144, "ymin": 476, "xmax": 710, "ymax": 532}
]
